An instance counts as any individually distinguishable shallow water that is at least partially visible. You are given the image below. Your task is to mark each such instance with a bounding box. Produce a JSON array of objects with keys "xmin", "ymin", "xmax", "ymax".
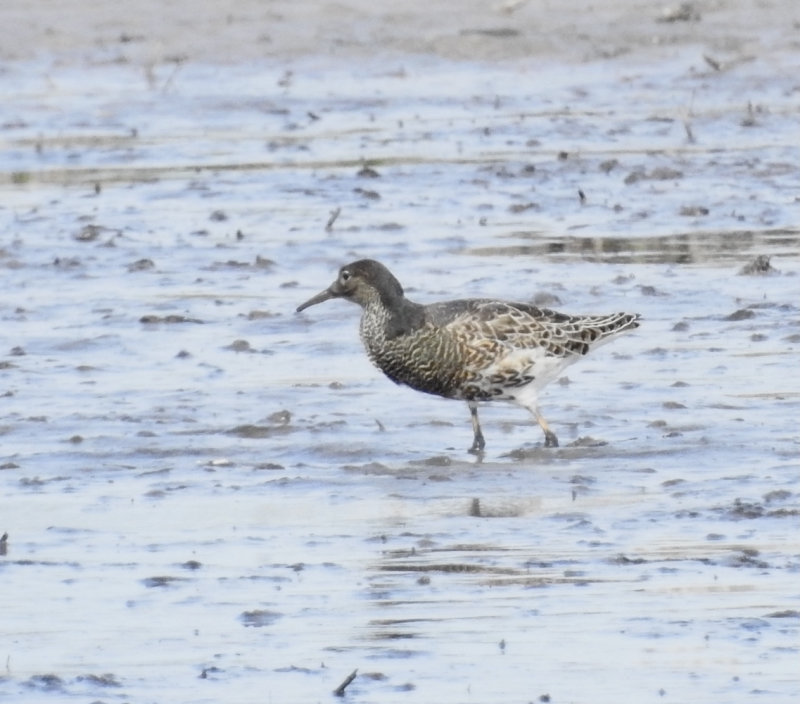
[{"xmin": 1, "ymin": 50, "xmax": 799, "ymax": 703}]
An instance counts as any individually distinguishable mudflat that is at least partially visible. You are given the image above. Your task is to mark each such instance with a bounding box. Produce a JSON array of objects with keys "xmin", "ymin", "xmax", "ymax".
[{"xmin": 1, "ymin": 1, "xmax": 798, "ymax": 703}]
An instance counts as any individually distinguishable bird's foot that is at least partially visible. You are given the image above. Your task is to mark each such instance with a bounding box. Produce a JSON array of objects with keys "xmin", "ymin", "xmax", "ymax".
[
  {"xmin": 544, "ymin": 431, "xmax": 559, "ymax": 448},
  {"xmin": 468, "ymin": 436, "xmax": 486, "ymax": 455}
]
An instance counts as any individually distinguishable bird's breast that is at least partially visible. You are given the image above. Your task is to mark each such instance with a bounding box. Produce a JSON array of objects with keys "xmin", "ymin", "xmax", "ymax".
[{"xmin": 359, "ymin": 317, "xmax": 465, "ymax": 398}]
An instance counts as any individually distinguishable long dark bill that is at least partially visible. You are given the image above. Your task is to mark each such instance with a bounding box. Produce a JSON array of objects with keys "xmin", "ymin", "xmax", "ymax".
[{"xmin": 296, "ymin": 287, "xmax": 338, "ymax": 313}]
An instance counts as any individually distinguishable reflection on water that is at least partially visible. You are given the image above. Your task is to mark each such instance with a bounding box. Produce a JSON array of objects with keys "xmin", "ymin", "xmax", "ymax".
[{"xmin": 468, "ymin": 228, "xmax": 800, "ymax": 264}]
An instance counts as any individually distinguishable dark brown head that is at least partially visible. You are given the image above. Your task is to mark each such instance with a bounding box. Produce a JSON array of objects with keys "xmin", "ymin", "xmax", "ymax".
[{"xmin": 296, "ymin": 259, "xmax": 405, "ymax": 313}]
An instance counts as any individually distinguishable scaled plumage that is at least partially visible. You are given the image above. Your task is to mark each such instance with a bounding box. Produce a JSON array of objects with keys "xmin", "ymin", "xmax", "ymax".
[{"xmin": 297, "ymin": 259, "xmax": 639, "ymax": 452}]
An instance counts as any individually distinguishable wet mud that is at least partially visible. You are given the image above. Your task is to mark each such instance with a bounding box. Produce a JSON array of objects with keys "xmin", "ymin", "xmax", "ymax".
[{"xmin": 2, "ymin": 3, "xmax": 799, "ymax": 703}]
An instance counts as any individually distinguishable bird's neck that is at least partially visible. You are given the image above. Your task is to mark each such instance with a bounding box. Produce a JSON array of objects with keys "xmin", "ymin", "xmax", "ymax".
[{"xmin": 362, "ymin": 295, "xmax": 426, "ymax": 341}]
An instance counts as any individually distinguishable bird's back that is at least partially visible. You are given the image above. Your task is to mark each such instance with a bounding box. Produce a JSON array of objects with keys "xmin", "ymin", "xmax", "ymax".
[{"xmin": 361, "ymin": 297, "xmax": 639, "ymax": 401}]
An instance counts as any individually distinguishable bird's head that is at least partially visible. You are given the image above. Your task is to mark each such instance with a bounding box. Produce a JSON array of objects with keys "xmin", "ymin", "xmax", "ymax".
[{"xmin": 296, "ymin": 259, "xmax": 405, "ymax": 312}]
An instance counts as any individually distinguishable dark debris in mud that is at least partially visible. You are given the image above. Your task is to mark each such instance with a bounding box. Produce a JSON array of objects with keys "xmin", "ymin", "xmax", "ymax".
[
  {"xmin": 623, "ymin": 166, "xmax": 683, "ymax": 184},
  {"xmin": 765, "ymin": 610, "xmax": 800, "ymax": 619},
  {"xmin": 142, "ymin": 575, "xmax": 188, "ymax": 588},
  {"xmin": 239, "ymin": 609, "xmax": 282, "ymax": 627},
  {"xmin": 568, "ymin": 436, "xmax": 608, "ymax": 447},
  {"xmin": 73, "ymin": 223, "xmax": 119, "ymax": 242},
  {"xmin": 410, "ymin": 455, "xmax": 452, "ymax": 467},
  {"xmin": 725, "ymin": 549, "xmax": 770, "ymax": 569},
  {"xmin": 225, "ymin": 338, "xmax": 255, "ymax": 352},
  {"xmin": 678, "ymin": 205, "xmax": 709, "ymax": 217},
  {"xmin": 246, "ymin": 309, "xmax": 281, "ymax": 320},
  {"xmin": 227, "ymin": 423, "xmax": 294, "ymax": 438},
  {"xmin": 609, "ymin": 554, "xmax": 648, "ymax": 565},
  {"xmin": 23, "ymin": 673, "xmax": 122, "ymax": 693},
  {"xmin": 254, "ymin": 461, "xmax": 285, "ymax": 470},
  {"xmin": 274, "ymin": 664, "xmax": 318, "ymax": 674},
  {"xmin": 128, "ymin": 257, "xmax": 155, "ymax": 272},
  {"xmin": 502, "ymin": 446, "xmax": 553, "ymax": 461},
  {"xmin": 724, "ymin": 308, "xmax": 756, "ymax": 321},
  {"xmin": 467, "ymin": 497, "xmax": 527, "ymax": 518},
  {"xmin": 76, "ymin": 672, "xmax": 122, "ymax": 687},
  {"xmin": 139, "ymin": 314, "xmax": 204, "ymax": 324},
  {"xmin": 656, "ymin": 2, "xmax": 701, "ymax": 23},
  {"xmin": 379, "ymin": 562, "xmax": 517, "ymax": 576},
  {"xmin": 715, "ymin": 498, "xmax": 800, "ymax": 520},
  {"xmin": 763, "ymin": 489, "xmax": 792, "ymax": 503},
  {"xmin": 24, "ymin": 674, "xmax": 64, "ymax": 691},
  {"xmin": 739, "ymin": 254, "xmax": 777, "ymax": 275},
  {"xmin": 199, "ymin": 665, "xmax": 224, "ymax": 679}
]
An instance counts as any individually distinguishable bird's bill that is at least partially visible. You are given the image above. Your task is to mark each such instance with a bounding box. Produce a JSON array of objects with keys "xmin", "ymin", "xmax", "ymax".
[{"xmin": 296, "ymin": 285, "xmax": 340, "ymax": 313}]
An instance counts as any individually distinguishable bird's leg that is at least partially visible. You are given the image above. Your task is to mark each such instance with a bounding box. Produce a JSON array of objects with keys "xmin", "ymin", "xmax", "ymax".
[
  {"xmin": 467, "ymin": 401, "xmax": 486, "ymax": 454},
  {"xmin": 530, "ymin": 406, "xmax": 559, "ymax": 448}
]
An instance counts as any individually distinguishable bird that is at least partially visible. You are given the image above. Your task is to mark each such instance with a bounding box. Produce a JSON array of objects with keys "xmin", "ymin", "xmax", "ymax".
[{"xmin": 296, "ymin": 259, "xmax": 639, "ymax": 453}]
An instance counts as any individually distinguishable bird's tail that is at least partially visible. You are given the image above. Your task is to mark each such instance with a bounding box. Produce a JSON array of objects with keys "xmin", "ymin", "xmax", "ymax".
[
  {"xmin": 590, "ymin": 312, "xmax": 640, "ymax": 340},
  {"xmin": 556, "ymin": 311, "xmax": 640, "ymax": 356}
]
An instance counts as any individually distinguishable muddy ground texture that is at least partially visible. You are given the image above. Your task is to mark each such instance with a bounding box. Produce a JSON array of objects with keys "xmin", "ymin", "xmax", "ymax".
[{"xmin": 1, "ymin": 1, "xmax": 799, "ymax": 703}]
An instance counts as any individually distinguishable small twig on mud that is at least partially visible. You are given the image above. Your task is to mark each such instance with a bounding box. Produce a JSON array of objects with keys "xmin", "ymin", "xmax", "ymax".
[
  {"xmin": 683, "ymin": 120, "xmax": 695, "ymax": 144},
  {"xmin": 161, "ymin": 58, "xmax": 186, "ymax": 93},
  {"xmin": 333, "ymin": 669, "xmax": 357, "ymax": 696},
  {"xmin": 325, "ymin": 207, "xmax": 342, "ymax": 232}
]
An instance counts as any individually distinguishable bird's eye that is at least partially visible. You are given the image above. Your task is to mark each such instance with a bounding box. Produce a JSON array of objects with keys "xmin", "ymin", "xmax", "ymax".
[{"xmin": 341, "ymin": 270, "xmax": 351, "ymax": 282}]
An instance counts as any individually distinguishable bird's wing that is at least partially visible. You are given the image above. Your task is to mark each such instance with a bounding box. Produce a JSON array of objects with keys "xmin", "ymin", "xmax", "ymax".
[{"xmin": 431, "ymin": 299, "xmax": 637, "ymax": 357}]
